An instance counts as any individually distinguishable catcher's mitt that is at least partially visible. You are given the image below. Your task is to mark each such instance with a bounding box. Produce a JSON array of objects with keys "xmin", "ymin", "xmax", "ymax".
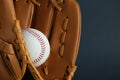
[{"xmin": 14, "ymin": 0, "xmax": 81, "ymax": 80}]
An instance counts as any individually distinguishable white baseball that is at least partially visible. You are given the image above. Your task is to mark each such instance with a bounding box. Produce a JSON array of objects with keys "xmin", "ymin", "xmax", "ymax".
[{"xmin": 22, "ymin": 28, "xmax": 50, "ymax": 67}]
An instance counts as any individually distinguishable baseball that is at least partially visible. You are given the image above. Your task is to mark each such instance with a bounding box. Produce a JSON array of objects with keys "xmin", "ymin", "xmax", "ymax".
[{"xmin": 22, "ymin": 28, "xmax": 50, "ymax": 67}]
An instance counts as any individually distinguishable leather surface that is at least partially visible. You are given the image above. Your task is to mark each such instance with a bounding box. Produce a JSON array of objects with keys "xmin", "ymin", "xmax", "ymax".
[
  {"xmin": 32, "ymin": 0, "xmax": 81, "ymax": 79},
  {"xmin": 0, "ymin": 0, "xmax": 22, "ymax": 79},
  {"xmin": 14, "ymin": 0, "xmax": 81, "ymax": 80},
  {"xmin": 0, "ymin": 39, "xmax": 21, "ymax": 80},
  {"xmin": 14, "ymin": 0, "xmax": 34, "ymax": 28}
]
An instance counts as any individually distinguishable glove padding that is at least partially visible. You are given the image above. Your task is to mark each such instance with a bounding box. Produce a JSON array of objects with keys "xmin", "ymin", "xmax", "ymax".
[{"xmin": 14, "ymin": 0, "xmax": 81, "ymax": 80}]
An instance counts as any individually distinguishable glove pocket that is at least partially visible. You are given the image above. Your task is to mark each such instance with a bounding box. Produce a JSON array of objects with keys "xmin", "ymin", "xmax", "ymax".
[{"xmin": 0, "ymin": 39, "xmax": 22, "ymax": 80}]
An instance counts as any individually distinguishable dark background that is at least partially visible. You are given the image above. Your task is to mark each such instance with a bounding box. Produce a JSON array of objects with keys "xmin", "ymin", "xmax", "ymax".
[{"xmin": 73, "ymin": 0, "xmax": 120, "ymax": 80}]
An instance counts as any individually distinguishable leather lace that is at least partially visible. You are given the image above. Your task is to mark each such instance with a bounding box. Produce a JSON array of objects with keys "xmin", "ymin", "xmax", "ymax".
[
  {"xmin": 28, "ymin": 0, "xmax": 63, "ymax": 11},
  {"xmin": 30, "ymin": 0, "xmax": 40, "ymax": 6},
  {"xmin": 50, "ymin": 0, "xmax": 63, "ymax": 11},
  {"xmin": 14, "ymin": 20, "xmax": 43, "ymax": 80},
  {"xmin": 15, "ymin": 0, "xmax": 40, "ymax": 6}
]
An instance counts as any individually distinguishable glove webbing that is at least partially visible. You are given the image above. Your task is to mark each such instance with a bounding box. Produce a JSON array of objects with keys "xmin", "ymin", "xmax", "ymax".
[{"xmin": 14, "ymin": 20, "xmax": 43, "ymax": 80}]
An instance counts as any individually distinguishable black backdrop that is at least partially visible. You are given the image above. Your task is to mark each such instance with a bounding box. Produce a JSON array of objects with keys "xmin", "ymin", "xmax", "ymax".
[{"xmin": 73, "ymin": 0, "xmax": 120, "ymax": 80}]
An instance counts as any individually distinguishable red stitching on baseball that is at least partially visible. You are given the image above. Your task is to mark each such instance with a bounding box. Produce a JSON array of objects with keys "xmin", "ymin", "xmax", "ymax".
[{"xmin": 25, "ymin": 29, "xmax": 46, "ymax": 64}]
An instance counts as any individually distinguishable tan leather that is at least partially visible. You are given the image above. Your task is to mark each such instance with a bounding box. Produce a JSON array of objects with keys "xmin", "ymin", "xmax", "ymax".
[
  {"xmin": 14, "ymin": 0, "xmax": 34, "ymax": 29},
  {"xmin": 0, "ymin": 0, "xmax": 22, "ymax": 79},
  {"xmin": 32, "ymin": 0, "xmax": 54, "ymax": 38},
  {"xmin": 0, "ymin": 39, "xmax": 21, "ymax": 80},
  {"xmin": 32, "ymin": 0, "xmax": 81, "ymax": 80},
  {"xmin": 14, "ymin": 0, "xmax": 81, "ymax": 79},
  {"xmin": 0, "ymin": 0, "xmax": 44, "ymax": 80}
]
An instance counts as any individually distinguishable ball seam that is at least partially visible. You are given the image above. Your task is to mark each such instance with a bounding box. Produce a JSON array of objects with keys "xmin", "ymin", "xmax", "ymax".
[{"xmin": 25, "ymin": 29, "xmax": 46, "ymax": 65}]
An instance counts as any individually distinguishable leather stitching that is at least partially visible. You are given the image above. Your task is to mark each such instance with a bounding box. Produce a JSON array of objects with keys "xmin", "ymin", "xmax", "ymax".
[
  {"xmin": 50, "ymin": 0, "xmax": 63, "ymax": 11},
  {"xmin": 59, "ymin": 18, "xmax": 68, "ymax": 57},
  {"xmin": 43, "ymin": 64, "xmax": 48, "ymax": 75},
  {"xmin": 64, "ymin": 66, "xmax": 77, "ymax": 80}
]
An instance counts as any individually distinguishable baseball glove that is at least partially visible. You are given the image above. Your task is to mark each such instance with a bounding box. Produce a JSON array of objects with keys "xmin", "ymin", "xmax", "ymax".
[
  {"xmin": 14, "ymin": 0, "xmax": 81, "ymax": 80},
  {"xmin": 0, "ymin": 0, "xmax": 81, "ymax": 80}
]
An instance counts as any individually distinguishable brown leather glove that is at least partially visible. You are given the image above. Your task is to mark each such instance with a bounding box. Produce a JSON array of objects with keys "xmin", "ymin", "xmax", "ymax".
[
  {"xmin": 0, "ymin": 0, "xmax": 43, "ymax": 80},
  {"xmin": 0, "ymin": 0, "xmax": 81, "ymax": 80}
]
